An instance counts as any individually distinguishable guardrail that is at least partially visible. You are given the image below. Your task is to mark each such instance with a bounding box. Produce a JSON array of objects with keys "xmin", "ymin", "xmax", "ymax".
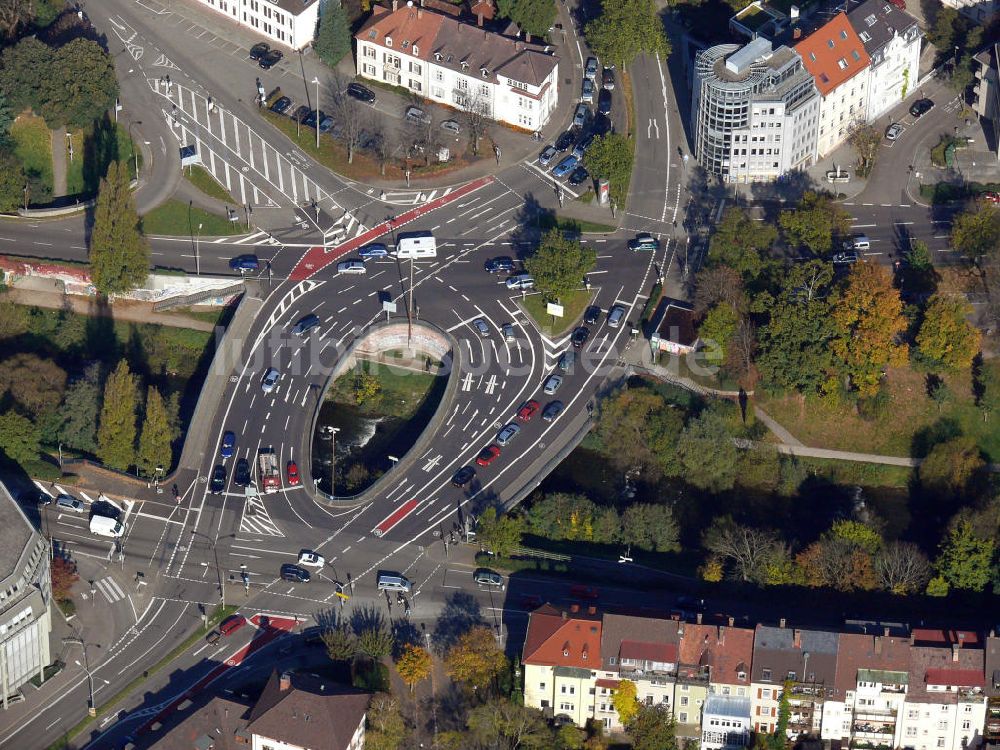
[
  {"xmin": 152, "ymin": 281, "xmax": 245, "ymax": 311},
  {"xmin": 509, "ymin": 545, "xmax": 571, "ymax": 561}
]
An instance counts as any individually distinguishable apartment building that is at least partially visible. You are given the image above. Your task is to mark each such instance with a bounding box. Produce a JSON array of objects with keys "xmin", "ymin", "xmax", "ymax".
[
  {"xmin": 794, "ymin": 12, "xmax": 872, "ymax": 157},
  {"xmin": 191, "ymin": 0, "xmax": 320, "ymax": 50},
  {"xmin": 972, "ymin": 45, "xmax": 1000, "ymax": 162},
  {"xmin": 355, "ymin": 2, "xmax": 560, "ymax": 131},
  {"xmin": 750, "ymin": 623, "xmax": 838, "ymax": 737},
  {"xmin": 691, "ymin": 37, "xmax": 820, "ymax": 183},
  {"xmin": 985, "ymin": 634, "xmax": 1000, "ymax": 747},
  {"xmin": 703, "ymin": 694, "xmax": 753, "ymax": 750},
  {"xmin": 846, "ymin": 0, "xmax": 922, "ymax": 121}
]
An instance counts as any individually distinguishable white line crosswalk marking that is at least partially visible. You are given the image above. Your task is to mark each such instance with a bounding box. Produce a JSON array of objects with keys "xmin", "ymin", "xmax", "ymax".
[{"xmin": 94, "ymin": 576, "xmax": 126, "ymax": 603}]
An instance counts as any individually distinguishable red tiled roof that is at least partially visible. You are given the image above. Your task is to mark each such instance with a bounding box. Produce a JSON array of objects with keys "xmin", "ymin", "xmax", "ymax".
[
  {"xmin": 621, "ymin": 640, "xmax": 677, "ymax": 663},
  {"xmin": 925, "ymin": 668, "xmax": 986, "ymax": 688},
  {"xmin": 356, "ymin": 4, "xmax": 446, "ymax": 61},
  {"xmin": 833, "ymin": 633, "xmax": 910, "ymax": 697},
  {"xmin": 795, "ymin": 12, "xmax": 870, "ymax": 96},
  {"xmin": 596, "ymin": 678, "xmax": 620, "ymax": 689},
  {"xmin": 679, "ymin": 623, "xmax": 755, "ymax": 686},
  {"xmin": 523, "ymin": 605, "xmax": 602, "ymax": 669},
  {"xmin": 912, "ymin": 629, "xmax": 981, "ymax": 646}
]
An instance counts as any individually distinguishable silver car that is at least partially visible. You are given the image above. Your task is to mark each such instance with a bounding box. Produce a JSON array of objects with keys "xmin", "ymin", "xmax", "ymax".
[
  {"xmin": 261, "ymin": 367, "xmax": 280, "ymax": 393},
  {"xmin": 474, "ymin": 568, "xmax": 504, "ymax": 589},
  {"xmin": 585, "ymin": 56, "xmax": 598, "ymax": 80},
  {"xmin": 337, "ymin": 260, "xmax": 366, "ymax": 274},
  {"xmin": 441, "ymin": 119, "xmax": 461, "ymax": 134},
  {"xmin": 543, "ymin": 374, "xmax": 563, "ymax": 394},
  {"xmin": 496, "ymin": 423, "xmax": 521, "ymax": 446},
  {"xmin": 473, "ymin": 318, "xmax": 490, "ymax": 337},
  {"xmin": 581, "ymin": 78, "xmax": 594, "ymax": 103}
]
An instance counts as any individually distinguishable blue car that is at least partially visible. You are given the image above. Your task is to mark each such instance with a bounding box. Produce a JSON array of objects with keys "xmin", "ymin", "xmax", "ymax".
[
  {"xmin": 229, "ymin": 254, "xmax": 260, "ymax": 271},
  {"xmin": 551, "ymin": 155, "xmax": 578, "ymax": 179},
  {"xmin": 220, "ymin": 431, "xmax": 235, "ymax": 459},
  {"xmin": 359, "ymin": 243, "xmax": 389, "ymax": 260}
]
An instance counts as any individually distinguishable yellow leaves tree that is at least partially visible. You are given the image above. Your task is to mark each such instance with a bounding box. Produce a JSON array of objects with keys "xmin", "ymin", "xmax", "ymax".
[
  {"xmin": 395, "ymin": 643, "xmax": 432, "ymax": 693},
  {"xmin": 445, "ymin": 626, "xmax": 507, "ymax": 691},
  {"xmin": 610, "ymin": 679, "xmax": 638, "ymax": 724},
  {"xmin": 916, "ymin": 294, "xmax": 982, "ymax": 372},
  {"xmin": 831, "ymin": 262, "xmax": 907, "ymax": 396}
]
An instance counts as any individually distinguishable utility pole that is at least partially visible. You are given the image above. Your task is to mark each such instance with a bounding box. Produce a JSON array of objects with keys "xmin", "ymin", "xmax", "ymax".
[
  {"xmin": 408, "ymin": 255, "xmax": 414, "ymax": 345},
  {"xmin": 323, "ymin": 426, "xmax": 340, "ymax": 495},
  {"xmin": 195, "ymin": 222, "xmax": 203, "ymax": 276},
  {"xmin": 312, "ymin": 76, "xmax": 321, "ymax": 150},
  {"xmin": 62, "ymin": 637, "xmax": 96, "ymax": 716}
]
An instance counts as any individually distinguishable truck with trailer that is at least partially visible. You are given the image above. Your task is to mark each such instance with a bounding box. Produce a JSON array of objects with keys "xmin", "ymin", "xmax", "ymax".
[{"xmin": 257, "ymin": 447, "xmax": 281, "ymax": 493}]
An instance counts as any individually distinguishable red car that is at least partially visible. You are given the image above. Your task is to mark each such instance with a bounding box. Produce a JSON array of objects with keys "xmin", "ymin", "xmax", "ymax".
[
  {"xmin": 476, "ymin": 445, "xmax": 501, "ymax": 467},
  {"xmin": 569, "ymin": 584, "xmax": 599, "ymax": 600},
  {"xmin": 517, "ymin": 400, "xmax": 540, "ymax": 421},
  {"xmin": 982, "ymin": 191, "xmax": 1000, "ymax": 204},
  {"xmin": 286, "ymin": 460, "xmax": 300, "ymax": 486},
  {"xmin": 219, "ymin": 614, "xmax": 247, "ymax": 636}
]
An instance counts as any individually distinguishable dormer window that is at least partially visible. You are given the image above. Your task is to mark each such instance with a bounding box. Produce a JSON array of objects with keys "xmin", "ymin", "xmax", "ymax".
[
  {"xmin": 737, "ymin": 670, "xmax": 747, "ymax": 681},
  {"xmin": 434, "ymin": 52, "xmax": 442, "ymax": 61},
  {"xmin": 368, "ymin": 29, "xmax": 376, "ymax": 39},
  {"xmin": 481, "ymin": 67, "xmax": 489, "ymax": 78},
  {"xmin": 563, "ymin": 648, "xmax": 569, "ymax": 656},
  {"xmin": 460, "ymin": 60, "xmax": 468, "ymax": 70},
  {"xmin": 385, "ymin": 36, "xmax": 392, "ymax": 47},
  {"xmin": 402, "ymin": 40, "xmax": 410, "ymax": 49},
  {"xmin": 413, "ymin": 45, "xmax": 419, "ymax": 56}
]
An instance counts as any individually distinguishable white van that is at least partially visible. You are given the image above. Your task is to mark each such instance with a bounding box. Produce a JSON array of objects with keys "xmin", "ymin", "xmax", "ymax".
[
  {"xmin": 844, "ymin": 234, "xmax": 871, "ymax": 251},
  {"xmin": 396, "ymin": 232, "xmax": 437, "ymax": 259},
  {"xmin": 90, "ymin": 515, "xmax": 125, "ymax": 538},
  {"xmin": 376, "ymin": 572, "xmax": 412, "ymax": 592}
]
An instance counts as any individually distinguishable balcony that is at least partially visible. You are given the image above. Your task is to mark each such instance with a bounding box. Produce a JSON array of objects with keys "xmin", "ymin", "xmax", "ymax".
[
  {"xmin": 618, "ymin": 669, "xmax": 675, "ymax": 687},
  {"xmin": 855, "ymin": 708, "xmax": 898, "ymax": 720}
]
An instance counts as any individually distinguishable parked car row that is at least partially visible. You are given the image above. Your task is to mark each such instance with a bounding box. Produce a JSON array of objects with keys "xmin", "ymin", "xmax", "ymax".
[{"xmin": 249, "ymin": 42, "xmax": 283, "ymax": 70}]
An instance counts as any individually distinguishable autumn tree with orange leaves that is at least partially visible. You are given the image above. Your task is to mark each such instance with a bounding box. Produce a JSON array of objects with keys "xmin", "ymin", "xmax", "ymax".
[
  {"xmin": 395, "ymin": 643, "xmax": 432, "ymax": 693},
  {"xmin": 831, "ymin": 262, "xmax": 907, "ymax": 396}
]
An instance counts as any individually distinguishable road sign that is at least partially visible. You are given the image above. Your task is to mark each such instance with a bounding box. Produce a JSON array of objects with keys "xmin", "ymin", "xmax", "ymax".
[
  {"xmin": 382, "ymin": 300, "xmax": 397, "ymax": 313},
  {"xmin": 546, "ymin": 302, "xmax": 564, "ymax": 317},
  {"xmin": 335, "ymin": 591, "xmax": 350, "ymax": 600}
]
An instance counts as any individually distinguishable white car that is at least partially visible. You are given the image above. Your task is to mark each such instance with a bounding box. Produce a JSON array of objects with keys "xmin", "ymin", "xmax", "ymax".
[
  {"xmin": 337, "ymin": 260, "xmax": 366, "ymax": 274},
  {"xmin": 297, "ymin": 550, "xmax": 325, "ymax": 567},
  {"xmin": 543, "ymin": 374, "xmax": 563, "ymax": 394},
  {"xmin": 261, "ymin": 367, "xmax": 280, "ymax": 393}
]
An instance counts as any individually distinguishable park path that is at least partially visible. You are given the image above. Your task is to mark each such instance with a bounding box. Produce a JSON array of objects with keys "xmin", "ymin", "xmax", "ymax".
[
  {"xmin": 51, "ymin": 126, "xmax": 67, "ymax": 198},
  {"xmin": 753, "ymin": 406, "xmax": 803, "ymax": 447}
]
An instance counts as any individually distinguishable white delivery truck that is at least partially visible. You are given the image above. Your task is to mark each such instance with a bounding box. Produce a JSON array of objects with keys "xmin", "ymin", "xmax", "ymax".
[
  {"xmin": 395, "ymin": 231, "xmax": 437, "ymax": 259},
  {"xmin": 90, "ymin": 515, "xmax": 126, "ymax": 538}
]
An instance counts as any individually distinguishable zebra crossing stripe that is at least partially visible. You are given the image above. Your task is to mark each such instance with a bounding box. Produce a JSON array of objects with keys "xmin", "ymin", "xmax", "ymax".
[{"xmin": 95, "ymin": 577, "xmax": 126, "ymax": 603}]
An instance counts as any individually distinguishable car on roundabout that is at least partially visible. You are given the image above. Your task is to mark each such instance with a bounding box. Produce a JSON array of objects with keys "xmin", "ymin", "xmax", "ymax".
[
  {"xmin": 261, "ymin": 367, "xmax": 280, "ymax": 393},
  {"xmin": 542, "ymin": 400, "xmax": 564, "ymax": 422},
  {"xmin": 359, "ymin": 243, "xmax": 389, "ymax": 259},
  {"xmin": 474, "ymin": 569, "xmax": 505, "ymax": 589},
  {"xmin": 571, "ymin": 326, "xmax": 590, "ymax": 348},
  {"xmin": 473, "ymin": 319, "xmax": 490, "ymax": 337},
  {"xmin": 337, "ymin": 260, "xmax": 367, "ymax": 274},
  {"xmin": 496, "ymin": 423, "xmax": 521, "ymax": 446},
  {"xmin": 452, "ymin": 466, "xmax": 476, "ymax": 487},
  {"xmin": 485, "ymin": 256, "xmax": 515, "ymax": 273},
  {"xmin": 229, "ymin": 254, "xmax": 260, "ymax": 271},
  {"xmin": 297, "ymin": 550, "xmax": 325, "ymax": 567},
  {"xmin": 543, "ymin": 374, "xmax": 563, "ymax": 394},
  {"xmin": 220, "ymin": 431, "xmax": 236, "ymax": 459},
  {"xmin": 476, "ymin": 445, "xmax": 501, "ymax": 467},
  {"xmin": 280, "ymin": 564, "xmax": 311, "ymax": 582},
  {"xmin": 291, "ymin": 314, "xmax": 320, "ymax": 336},
  {"xmin": 517, "ymin": 400, "xmax": 540, "ymax": 421},
  {"xmin": 210, "ymin": 465, "xmax": 227, "ymax": 494},
  {"xmin": 234, "ymin": 458, "xmax": 252, "ymax": 487}
]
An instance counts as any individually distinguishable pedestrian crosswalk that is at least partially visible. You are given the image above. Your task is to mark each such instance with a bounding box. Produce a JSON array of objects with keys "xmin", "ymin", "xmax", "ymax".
[
  {"xmin": 239, "ymin": 493, "xmax": 283, "ymax": 536},
  {"xmin": 94, "ymin": 576, "xmax": 126, "ymax": 604}
]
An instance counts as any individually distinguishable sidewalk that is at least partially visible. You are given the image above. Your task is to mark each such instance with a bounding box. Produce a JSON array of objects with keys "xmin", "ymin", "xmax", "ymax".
[
  {"xmin": 906, "ymin": 114, "xmax": 996, "ymax": 207},
  {"xmin": 51, "ymin": 126, "xmax": 68, "ymax": 199}
]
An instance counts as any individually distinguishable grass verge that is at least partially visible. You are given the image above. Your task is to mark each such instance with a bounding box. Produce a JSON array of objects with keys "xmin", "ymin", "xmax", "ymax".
[
  {"xmin": 183, "ymin": 164, "xmax": 235, "ymax": 203},
  {"xmin": 520, "ymin": 288, "xmax": 592, "ymax": 335},
  {"xmin": 46, "ymin": 604, "xmax": 237, "ymax": 750},
  {"xmin": 141, "ymin": 199, "xmax": 245, "ymax": 236},
  {"xmin": 535, "ymin": 214, "xmax": 617, "ymax": 234},
  {"xmin": 920, "ymin": 181, "xmax": 1000, "ymax": 205},
  {"xmin": 328, "ymin": 357, "xmax": 442, "ymax": 420},
  {"xmin": 12, "ymin": 114, "xmax": 53, "ymax": 199}
]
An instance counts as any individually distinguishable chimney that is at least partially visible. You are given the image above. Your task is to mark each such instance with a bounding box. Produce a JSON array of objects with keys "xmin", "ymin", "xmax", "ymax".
[
  {"xmin": 570, "ymin": 604, "xmax": 580, "ymax": 614},
  {"xmin": 884, "ymin": 627, "xmax": 891, "ymax": 638},
  {"xmin": 728, "ymin": 616, "xmax": 735, "ymax": 627},
  {"xmin": 719, "ymin": 626, "xmax": 726, "ymax": 645},
  {"xmin": 477, "ymin": 9, "xmax": 484, "ymax": 26},
  {"xmin": 793, "ymin": 629, "xmax": 802, "ymax": 649},
  {"xmin": 587, "ymin": 606, "xmax": 596, "ymax": 615},
  {"xmin": 952, "ymin": 644, "xmax": 961, "ymax": 662},
  {"xmin": 793, "ymin": 27, "xmax": 802, "ymax": 40},
  {"xmin": 779, "ymin": 618, "xmax": 787, "ymax": 629},
  {"xmin": 697, "ymin": 613, "xmax": 703, "ymax": 625},
  {"xmin": 562, "ymin": 610, "xmax": 568, "ymax": 621},
  {"xmin": 279, "ymin": 673, "xmax": 292, "ymax": 692},
  {"xmin": 515, "ymin": 40, "xmax": 523, "ymax": 51},
  {"xmin": 392, "ymin": 0, "xmax": 399, "ymax": 10},
  {"xmin": 526, "ymin": 32, "xmax": 532, "ymax": 44},
  {"xmin": 417, "ymin": 7, "xmax": 422, "ymax": 17}
]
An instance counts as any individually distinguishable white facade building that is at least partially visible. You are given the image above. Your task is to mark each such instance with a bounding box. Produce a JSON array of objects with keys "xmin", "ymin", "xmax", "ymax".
[
  {"xmin": 191, "ymin": 0, "xmax": 320, "ymax": 50},
  {"xmin": 355, "ymin": 2, "xmax": 559, "ymax": 131},
  {"xmin": 846, "ymin": 0, "xmax": 922, "ymax": 121},
  {"xmin": 702, "ymin": 695, "xmax": 753, "ymax": 750}
]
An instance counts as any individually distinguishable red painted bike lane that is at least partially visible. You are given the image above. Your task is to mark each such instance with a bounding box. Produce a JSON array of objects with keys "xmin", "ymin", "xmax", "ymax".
[
  {"xmin": 288, "ymin": 175, "xmax": 495, "ymax": 282},
  {"xmin": 134, "ymin": 613, "xmax": 301, "ymax": 736},
  {"xmin": 372, "ymin": 498, "xmax": 420, "ymax": 537}
]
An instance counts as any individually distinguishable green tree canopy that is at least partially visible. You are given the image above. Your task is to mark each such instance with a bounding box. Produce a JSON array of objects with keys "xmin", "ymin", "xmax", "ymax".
[
  {"xmin": 707, "ymin": 206, "xmax": 777, "ymax": 279},
  {"xmin": 314, "ymin": 0, "xmax": 352, "ymax": 67},
  {"xmin": 934, "ymin": 518, "xmax": 995, "ymax": 592},
  {"xmin": 0, "ymin": 148, "xmax": 25, "ymax": 212},
  {"xmin": 497, "ymin": 0, "xmax": 557, "ymax": 38},
  {"xmin": 42, "ymin": 39, "xmax": 119, "ymax": 129},
  {"xmin": 366, "ymin": 693, "xmax": 408, "ymax": 750},
  {"xmin": 621, "ymin": 503, "xmax": 679, "ymax": 552},
  {"xmin": 96, "ymin": 360, "xmax": 138, "ymax": 471},
  {"xmin": 627, "ymin": 703, "xmax": 677, "ymax": 750},
  {"xmin": 596, "ymin": 387, "xmax": 683, "ymax": 478},
  {"xmin": 951, "ymin": 202, "xmax": 1000, "ymax": 259},
  {"xmin": 59, "ymin": 363, "xmax": 101, "ymax": 454},
  {"xmin": 778, "ymin": 192, "xmax": 851, "ymax": 255},
  {"xmin": 137, "ymin": 386, "xmax": 172, "ymax": 477},
  {"xmin": 466, "ymin": 699, "xmax": 553, "ymax": 749},
  {"xmin": 916, "ymin": 294, "xmax": 982, "ymax": 371},
  {"xmin": 699, "ymin": 302, "xmax": 740, "ymax": 364},
  {"xmin": 91, "ymin": 161, "xmax": 150, "ymax": 296},
  {"xmin": 676, "ymin": 407, "xmax": 738, "ymax": 493},
  {"xmin": 524, "ymin": 229, "xmax": 596, "ymax": 302},
  {"xmin": 584, "ymin": 0, "xmax": 669, "ymax": 69},
  {"xmin": 476, "ymin": 506, "xmax": 523, "ymax": 558},
  {"xmin": 583, "ymin": 132, "xmax": 634, "ymax": 206},
  {"xmin": 0, "ymin": 410, "xmax": 40, "ymax": 465},
  {"xmin": 919, "ymin": 436, "xmax": 985, "ymax": 501},
  {"xmin": 526, "ymin": 492, "xmax": 607, "ymax": 542},
  {"xmin": 0, "ymin": 353, "xmax": 67, "ymax": 418},
  {"xmin": 0, "ymin": 37, "xmax": 49, "ymax": 113}
]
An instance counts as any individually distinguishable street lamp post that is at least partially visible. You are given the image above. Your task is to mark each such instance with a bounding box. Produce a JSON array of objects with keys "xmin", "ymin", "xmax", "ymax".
[
  {"xmin": 127, "ymin": 121, "xmax": 143, "ymax": 180},
  {"xmin": 312, "ymin": 76, "xmax": 320, "ymax": 150},
  {"xmin": 195, "ymin": 222, "xmax": 203, "ymax": 276},
  {"xmin": 62, "ymin": 637, "xmax": 96, "ymax": 717},
  {"xmin": 322, "ymin": 426, "xmax": 340, "ymax": 495}
]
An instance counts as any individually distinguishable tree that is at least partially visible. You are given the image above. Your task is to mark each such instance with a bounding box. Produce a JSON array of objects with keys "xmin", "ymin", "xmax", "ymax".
[
  {"xmin": 0, "ymin": 149, "xmax": 25, "ymax": 212},
  {"xmin": 626, "ymin": 703, "xmax": 677, "ymax": 750},
  {"xmin": 137, "ymin": 386, "xmax": 172, "ymax": 477},
  {"xmin": 916, "ymin": 294, "xmax": 981, "ymax": 371},
  {"xmin": 0, "ymin": 353, "xmax": 67, "ymax": 418},
  {"xmin": 446, "ymin": 625, "xmax": 507, "ymax": 690},
  {"xmin": 596, "ymin": 388, "xmax": 683, "ymax": 478},
  {"xmin": 314, "ymin": 0, "xmax": 352, "ymax": 67},
  {"xmin": 831, "ymin": 262, "xmax": 907, "ymax": 396},
  {"xmin": 584, "ymin": 0, "xmax": 669, "ymax": 69},
  {"xmin": 460, "ymin": 90, "xmax": 493, "ymax": 157},
  {"xmin": 51, "ymin": 556, "xmax": 79, "ymax": 602},
  {"xmin": 321, "ymin": 622, "xmax": 357, "ymax": 663},
  {"xmin": 828, "ymin": 519, "xmax": 883, "ymax": 554},
  {"xmin": 0, "ymin": 410, "xmax": 40, "ymax": 465},
  {"xmin": 795, "ymin": 537, "xmax": 877, "ymax": 592},
  {"xmin": 357, "ymin": 622, "xmax": 395, "ymax": 660},
  {"xmin": 918, "ymin": 436, "xmax": 985, "ymax": 499},
  {"xmin": 778, "ymin": 192, "xmax": 851, "ymax": 256},
  {"xmin": 395, "ymin": 643, "xmax": 432, "ymax": 693},
  {"xmin": 476, "ymin": 506, "xmax": 523, "ymax": 558},
  {"xmin": 707, "ymin": 207, "xmax": 777, "ymax": 279},
  {"xmin": 703, "ymin": 517, "xmax": 786, "ymax": 585},
  {"xmin": 875, "ymin": 541, "xmax": 932, "ymax": 594},
  {"xmin": 556, "ymin": 724, "xmax": 586, "ymax": 750},
  {"xmin": 466, "ymin": 698, "xmax": 553, "ymax": 749},
  {"xmin": 611, "ymin": 679, "xmax": 638, "ymax": 724},
  {"xmin": 699, "ymin": 302, "xmax": 740, "ymax": 364},
  {"xmin": 934, "ymin": 518, "xmax": 995, "ymax": 592},
  {"xmin": 0, "ymin": 37, "xmax": 49, "ymax": 113},
  {"xmin": 676, "ymin": 408, "xmax": 738, "ymax": 492},
  {"xmin": 60, "ymin": 364, "xmax": 102, "ymax": 454},
  {"xmin": 325, "ymin": 73, "xmax": 366, "ymax": 164},
  {"xmin": 951, "ymin": 202, "xmax": 1000, "ymax": 260},
  {"xmin": 694, "ymin": 266, "xmax": 746, "ymax": 316},
  {"xmin": 366, "ymin": 693, "xmax": 408, "ymax": 750},
  {"xmin": 0, "ymin": 0, "xmax": 33, "ymax": 39},
  {"xmin": 583, "ymin": 133, "xmax": 634, "ymax": 206},
  {"xmin": 524, "ymin": 229, "xmax": 596, "ymax": 302},
  {"xmin": 847, "ymin": 121, "xmax": 882, "ymax": 178},
  {"xmin": 354, "ymin": 370, "xmax": 382, "ymax": 405},
  {"xmin": 769, "ymin": 683, "xmax": 791, "ymax": 748},
  {"xmin": 369, "ymin": 116, "xmax": 394, "ymax": 176},
  {"xmin": 902, "ymin": 239, "xmax": 939, "ymax": 293},
  {"xmin": 497, "ymin": 0, "xmax": 557, "ymax": 38},
  {"xmin": 96, "ymin": 360, "xmax": 138, "ymax": 471},
  {"xmin": 926, "ymin": 575, "xmax": 950, "ymax": 597},
  {"xmin": 42, "ymin": 39, "xmax": 119, "ymax": 129},
  {"xmin": 620, "ymin": 504, "xmax": 679, "ymax": 552},
  {"xmin": 526, "ymin": 492, "xmax": 616, "ymax": 542},
  {"xmin": 91, "ymin": 161, "xmax": 150, "ymax": 296}
]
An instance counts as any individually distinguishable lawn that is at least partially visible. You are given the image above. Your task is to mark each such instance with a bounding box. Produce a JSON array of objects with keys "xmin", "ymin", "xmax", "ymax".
[
  {"xmin": 183, "ymin": 164, "xmax": 235, "ymax": 203},
  {"xmin": 756, "ymin": 363, "xmax": 1000, "ymax": 460},
  {"xmin": 12, "ymin": 114, "xmax": 53, "ymax": 201},
  {"xmin": 521, "ymin": 288, "xmax": 593, "ymax": 335},
  {"xmin": 141, "ymin": 199, "xmax": 245, "ymax": 236},
  {"xmin": 535, "ymin": 214, "xmax": 617, "ymax": 234},
  {"xmin": 65, "ymin": 123, "xmax": 140, "ymax": 196},
  {"xmin": 328, "ymin": 355, "xmax": 442, "ymax": 420}
]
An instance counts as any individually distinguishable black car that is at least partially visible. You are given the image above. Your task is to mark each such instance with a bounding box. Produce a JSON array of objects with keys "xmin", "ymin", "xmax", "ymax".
[
  {"xmin": 571, "ymin": 326, "xmax": 590, "ymax": 348},
  {"xmin": 584, "ymin": 306, "xmax": 601, "ymax": 325},
  {"xmin": 258, "ymin": 50, "xmax": 283, "ymax": 70},
  {"xmin": 452, "ymin": 466, "xmax": 476, "ymax": 487},
  {"xmin": 568, "ymin": 166, "xmax": 590, "ymax": 186},
  {"xmin": 249, "ymin": 42, "xmax": 270, "ymax": 61},
  {"xmin": 210, "ymin": 465, "xmax": 227, "ymax": 494},
  {"xmin": 554, "ymin": 131, "xmax": 575, "ymax": 152},
  {"xmin": 234, "ymin": 458, "xmax": 252, "ymax": 487},
  {"xmin": 292, "ymin": 314, "xmax": 321, "ymax": 335},
  {"xmin": 347, "ymin": 82, "xmax": 377, "ymax": 104},
  {"xmin": 292, "ymin": 105, "xmax": 310, "ymax": 122},
  {"xmin": 593, "ymin": 113, "xmax": 612, "ymax": 136},
  {"xmin": 302, "ymin": 109, "xmax": 321, "ymax": 129},
  {"xmin": 542, "ymin": 400, "xmax": 564, "ymax": 422},
  {"xmin": 909, "ymin": 98, "xmax": 934, "ymax": 117},
  {"xmin": 269, "ymin": 96, "xmax": 292, "ymax": 115},
  {"xmin": 485, "ymin": 256, "xmax": 515, "ymax": 274},
  {"xmin": 280, "ymin": 564, "xmax": 311, "ymax": 583},
  {"xmin": 598, "ymin": 89, "xmax": 612, "ymax": 116}
]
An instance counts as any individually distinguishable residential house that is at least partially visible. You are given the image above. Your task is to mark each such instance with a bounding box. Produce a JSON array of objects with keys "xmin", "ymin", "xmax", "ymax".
[
  {"xmin": 846, "ymin": 0, "xmax": 922, "ymax": 121},
  {"xmin": 146, "ymin": 670, "xmax": 370, "ymax": 750},
  {"xmin": 750, "ymin": 622, "xmax": 839, "ymax": 738},
  {"xmin": 702, "ymin": 694, "xmax": 754, "ymax": 750},
  {"xmin": 355, "ymin": 2, "xmax": 560, "ymax": 131},
  {"xmin": 820, "ymin": 628, "xmax": 911, "ymax": 746},
  {"xmin": 985, "ymin": 633, "xmax": 1000, "ymax": 746},
  {"xmin": 794, "ymin": 12, "xmax": 872, "ymax": 157},
  {"xmin": 678, "ymin": 619, "xmax": 755, "ymax": 699},
  {"xmin": 191, "ymin": 0, "xmax": 320, "ymax": 50},
  {"xmin": 898, "ymin": 629, "xmax": 987, "ymax": 750},
  {"xmin": 972, "ymin": 45, "xmax": 1000, "ymax": 162},
  {"xmin": 522, "ymin": 604, "xmax": 603, "ymax": 728}
]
